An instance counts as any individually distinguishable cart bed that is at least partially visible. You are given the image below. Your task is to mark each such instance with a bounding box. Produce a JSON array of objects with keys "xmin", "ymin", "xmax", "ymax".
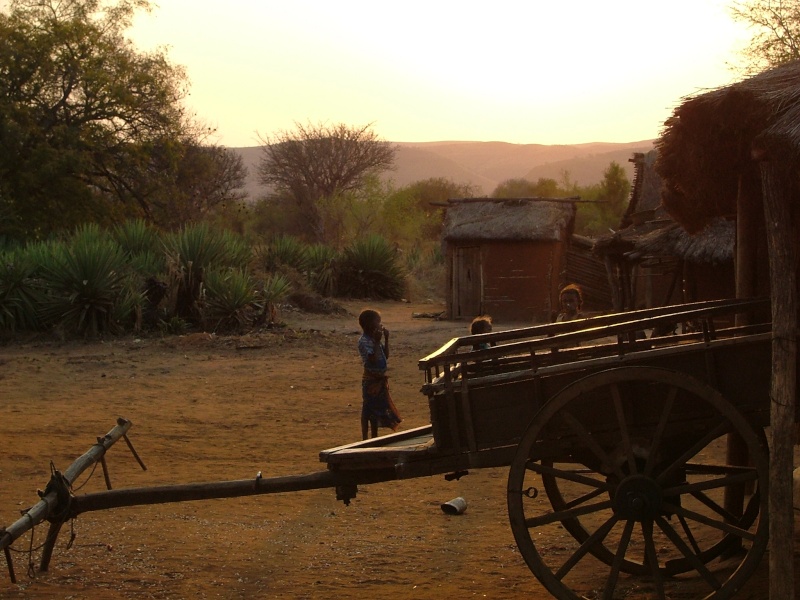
[{"xmin": 321, "ymin": 299, "xmax": 775, "ymax": 478}]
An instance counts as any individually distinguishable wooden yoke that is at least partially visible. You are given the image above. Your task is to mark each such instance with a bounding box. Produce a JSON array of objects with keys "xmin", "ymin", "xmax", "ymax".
[{"xmin": 0, "ymin": 417, "xmax": 134, "ymax": 580}]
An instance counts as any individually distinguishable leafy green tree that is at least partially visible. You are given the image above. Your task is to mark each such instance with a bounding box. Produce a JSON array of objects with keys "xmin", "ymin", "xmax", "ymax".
[
  {"xmin": 256, "ymin": 122, "xmax": 396, "ymax": 243},
  {"xmin": 574, "ymin": 161, "xmax": 631, "ymax": 236},
  {"xmin": 382, "ymin": 177, "xmax": 477, "ymax": 244},
  {"xmin": 0, "ymin": 0, "xmax": 246, "ymax": 239},
  {"xmin": 598, "ymin": 161, "xmax": 630, "ymax": 220},
  {"xmin": 730, "ymin": 0, "xmax": 800, "ymax": 72}
]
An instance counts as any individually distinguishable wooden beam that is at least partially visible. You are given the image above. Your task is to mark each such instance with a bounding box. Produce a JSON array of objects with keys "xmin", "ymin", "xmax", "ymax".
[
  {"xmin": 72, "ymin": 468, "xmax": 398, "ymax": 514},
  {"xmin": 0, "ymin": 418, "xmax": 133, "ymax": 569}
]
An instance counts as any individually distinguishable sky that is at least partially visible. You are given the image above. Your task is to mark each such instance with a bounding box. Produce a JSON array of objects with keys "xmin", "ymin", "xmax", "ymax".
[{"xmin": 128, "ymin": 0, "xmax": 753, "ymax": 148}]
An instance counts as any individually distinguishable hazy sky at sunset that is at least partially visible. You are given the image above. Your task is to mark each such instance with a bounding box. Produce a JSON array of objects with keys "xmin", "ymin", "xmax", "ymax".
[{"xmin": 129, "ymin": 0, "xmax": 752, "ymax": 148}]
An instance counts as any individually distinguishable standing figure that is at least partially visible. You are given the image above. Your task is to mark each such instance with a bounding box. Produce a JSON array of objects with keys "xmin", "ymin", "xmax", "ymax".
[
  {"xmin": 556, "ymin": 284, "xmax": 584, "ymax": 322},
  {"xmin": 357, "ymin": 309, "xmax": 402, "ymax": 440}
]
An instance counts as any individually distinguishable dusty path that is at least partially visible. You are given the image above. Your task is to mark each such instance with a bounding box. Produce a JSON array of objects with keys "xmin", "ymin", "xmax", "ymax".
[{"xmin": 0, "ymin": 300, "xmax": 790, "ymax": 599}]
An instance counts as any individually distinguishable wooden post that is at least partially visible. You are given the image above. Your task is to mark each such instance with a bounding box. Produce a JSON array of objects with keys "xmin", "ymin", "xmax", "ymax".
[
  {"xmin": 736, "ymin": 172, "xmax": 760, "ymax": 305},
  {"xmin": 759, "ymin": 159, "xmax": 797, "ymax": 600},
  {"xmin": 603, "ymin": 255, "xmax": 622, "ymax": 312},
  {"xmin": 724, "ymin": 173, "xmax": 761, "ymax": 531},
  {"xmin": 38, "ymin": 521, "xmax": 63, "ymax": 572}
]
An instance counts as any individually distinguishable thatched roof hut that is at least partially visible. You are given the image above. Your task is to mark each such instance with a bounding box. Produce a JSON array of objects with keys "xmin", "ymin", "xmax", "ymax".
[
  {"xmin": 656, "ymin": 59, "xmax": 800, "ymax": 597},
  {"xmin": 594, "ymin": 150, "xmax": 735, "ymax": 310},
  {"xmin": 656, "ymin": 59, "xmax": 800, "ymax": 232},
  {"xmin": 441, "ymin": 198, "xmax": 577, "ymax": 322},
  {"xmin": 442, "ymin": 197, "xmax": 576, "ymax": 242}
]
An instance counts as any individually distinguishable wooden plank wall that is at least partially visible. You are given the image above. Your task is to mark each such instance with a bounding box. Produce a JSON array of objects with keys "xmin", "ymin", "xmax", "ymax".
[{"xmin": 565, "ymin": 240, "xmax": 613, "ymax": 313}]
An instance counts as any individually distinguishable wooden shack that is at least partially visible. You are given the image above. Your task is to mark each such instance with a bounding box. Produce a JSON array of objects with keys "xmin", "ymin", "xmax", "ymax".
[
  {"xmin": 442, "ymin": 197, "xmax": 576, "ymax": 323},
  {"xmin": 594, "ymin": 150, "xmax": 736, "ymax": 311}
]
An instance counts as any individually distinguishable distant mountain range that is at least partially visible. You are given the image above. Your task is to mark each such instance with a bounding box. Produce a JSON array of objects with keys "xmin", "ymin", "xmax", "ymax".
[{"xmin": 231, "ymin": 139, "xmax": 656, "ymax": 200}]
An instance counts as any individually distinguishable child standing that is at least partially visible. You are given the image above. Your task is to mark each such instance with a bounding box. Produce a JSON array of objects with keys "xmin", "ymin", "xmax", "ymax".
[
  {"xmin": 470, "ymin": 315, "xmax": 494, "ymax": 350},
  {"xmin": 357, "ymin": 309, "xmax": 402, "ymax": 440},
  {"xmin": 556, "ymin": 284, "xmax": 584, "ymax": 322}
]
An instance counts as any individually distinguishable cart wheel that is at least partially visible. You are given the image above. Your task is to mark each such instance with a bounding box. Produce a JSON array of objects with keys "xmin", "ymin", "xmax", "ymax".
[{"xmin": 507, "ymin": 366, "xmax": 768, "ymax": 600}]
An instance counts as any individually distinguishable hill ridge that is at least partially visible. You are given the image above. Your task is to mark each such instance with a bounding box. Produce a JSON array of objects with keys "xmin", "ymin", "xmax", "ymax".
[{"xmin": 231, "ymin": 139, "xmax": 656, "ymax": 200}]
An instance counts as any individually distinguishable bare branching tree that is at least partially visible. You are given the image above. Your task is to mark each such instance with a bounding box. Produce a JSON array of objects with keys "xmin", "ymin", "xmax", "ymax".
[
  {"xmin": 257, "ymin": 122, "xmax": 396, "ymax": 242},
  {"xmin": 731, "ymin": 0, "xmax": 800, "ymax": 72}
]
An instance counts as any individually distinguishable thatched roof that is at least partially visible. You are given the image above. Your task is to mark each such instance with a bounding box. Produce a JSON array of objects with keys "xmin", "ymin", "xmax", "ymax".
[
  {"xmin": 442, "ymin": 198, "xmax": 576, "ymax": 242},
  {"xmin": 656, "ymin": 59, "xmax": 800, "ymax": 232},
  {"xmin": 593, "ymin": 218, "xmax": 665, "ymax": 254},
  {"xmin": 594, "ymin": 148, "xmax": 733, "ymax": 264},
  {"xmin": 625, "ymin": 217, "xmax": 734, "ymax": 264},
  {"xmin": 595, "ymin": 149, "xmax": 671, "ymax": 256},
  {"xmin": 620, "ymin": 150, "xmax": 663, "ymax": 227}
]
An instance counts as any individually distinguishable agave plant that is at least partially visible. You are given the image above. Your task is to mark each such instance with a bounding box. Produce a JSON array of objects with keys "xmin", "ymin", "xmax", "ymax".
[
  {"xmin": 114, "ymin": 219, "xmax": 166, "ymax": 279},
  {"xmin": 114, "ymin": 219, "xmax": 162, "ymax": 257},
  {"xmin": 113, "ymin": 277, "xmax": 148, "ymax": 332},
  {"xmin": 337, "ymin": 235, "xmax": 406, "ymax": 300},
  {"xmin": 306, "ymin": 244, "xmax": 339, "ymax": 297},
  {"xmin": 202, "ymin": 267, "xmax": 258, "ymax": 332},
  {"xmin": 164, "ymin": 223, "xmax": 245, "ymax": 323},
  {"xmin": 219, "ymin": 230, "xmax": 253, "ymax": 270},
  {"xmin": 254, "ymin": 235, "xmax": 309, "ymax": 273},
  {"xmin": 255, "ymin": 272, "xmax": 292, "ymax": 326},
  {"xmin": 37, "ymin": 226, "xmax": 132, "ymax": 337},
  {"xmin": 0, "ymin": 247, "xmax": 45, "ymax": 332}
]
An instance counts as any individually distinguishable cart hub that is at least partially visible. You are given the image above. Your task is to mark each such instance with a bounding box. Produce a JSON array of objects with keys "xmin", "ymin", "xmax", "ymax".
[{"xmin": 611, "ymin": 474, "xmax": 663, "ymax": 521}]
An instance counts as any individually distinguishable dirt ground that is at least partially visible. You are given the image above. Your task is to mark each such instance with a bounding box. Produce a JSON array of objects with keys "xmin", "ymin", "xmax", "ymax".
[{"xmin": 0, "ymin": 300, "xmax": 794, "ymax": 599}]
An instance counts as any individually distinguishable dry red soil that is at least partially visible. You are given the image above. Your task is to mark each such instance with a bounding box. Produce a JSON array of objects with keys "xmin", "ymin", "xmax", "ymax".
[{"xmin": 0, "ymin": 300, "xmax": 794, "ymax": 599}]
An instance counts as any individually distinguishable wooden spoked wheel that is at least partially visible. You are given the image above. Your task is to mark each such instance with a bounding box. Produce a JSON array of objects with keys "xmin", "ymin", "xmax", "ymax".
[{"xmin": 507, "ymin": 367, "xmax": 769, "ymax": 600}]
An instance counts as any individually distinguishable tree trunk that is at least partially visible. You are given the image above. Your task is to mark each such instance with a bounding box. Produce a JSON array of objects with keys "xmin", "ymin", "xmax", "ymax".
[{"xmin": 760, "ymin": 160, "xmax": 797, "ymax": 600}]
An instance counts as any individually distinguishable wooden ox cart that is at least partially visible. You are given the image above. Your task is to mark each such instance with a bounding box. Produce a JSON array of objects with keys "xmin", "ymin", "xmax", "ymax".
[{"xmin": 1, "ymin": 298, "xmax": 777, "ymax": 599}]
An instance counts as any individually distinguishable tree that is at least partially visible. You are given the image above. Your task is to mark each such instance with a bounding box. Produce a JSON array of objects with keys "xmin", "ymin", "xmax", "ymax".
[
  {"xmin": 256, "ymin": 122, "xmax": 396, "ymax": 243},
  {"xmin": 598, "ymin": 161, "xmax": 630, "ymax": 222},
  {"xmin": 0, "ymin": 0, "xmax": 242, "ymax": 240},
  {"xmin": 382, "ymin": 177, "xmax": 477, "ymax": 244},
  {"xmin": 573, "ymin": 161, "xmax": 631, "ymax": 237},
  {"xmin": 730, "ymin": 0, "xmax": 800, "ymax": 72},
  {"xmin": 150, "ymin": 142, "xmax": 248, "ymax": 227},
  {"xmin": 491, "ymin": 177, "xmax": 562, "ymax": 198}
]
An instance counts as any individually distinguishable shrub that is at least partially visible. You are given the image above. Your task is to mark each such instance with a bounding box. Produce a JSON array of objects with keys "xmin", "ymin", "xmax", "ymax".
[
  {"xmin": 405, "ymin": 244, "xmax": 445, "ymax": 302},
  {"xmin": 254, "ymin": 235, "xmax": 309, "ymax": 273},
  {"xmin": 114, "ymin": 219, "xmax": 162, "ymax": 257},
  {"xmin": 114, "ymin": 219, "xmax": 166, "ymax": 280},
  {"xmin": 164, "ymin": 223, "xmax": 247, "ymax": 324},
  {"xmin": 202, "ymin": 268, "xmax": 258, "ymax": 332},
  {"xmin": 255, "ymin": 273, "xmax": 292, "ymax": 326},
  {"xmin": 38, "ymin": 225, "xmax": 133, "ymax": 337},
  {"xmin": 306, "ymin": 244, "xmax": 339, "ymax": 297},
  {"xmin": 158, "ymin": 316, "xmax": 190, "ymax": 335},
  {"xmin": 0, "ymin": 247, "xmax": 45, "ymax": 332},
  {"xmin": 337, "ymin": 235, "xmax": 405, "ymax": 300}
]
